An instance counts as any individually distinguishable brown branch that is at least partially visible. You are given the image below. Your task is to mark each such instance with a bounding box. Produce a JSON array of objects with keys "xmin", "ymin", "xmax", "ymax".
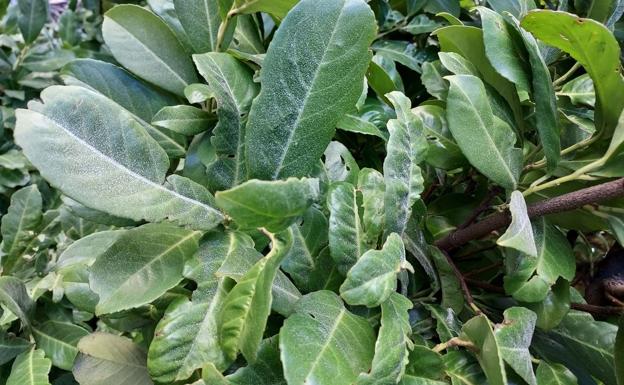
[
  {"xmin": 435, "ymin": 178, "xmax": 624, "ymax": 251},
  {"xmin": 441, "ymin": 250, "xmax": 482, "ymax": 314},
  {"xmin": 457, "ymin": 187, "xmax": 502, "ymax": 230},
  {"xmin": 571, "ymin": 303, "xmax": 624, "ymax": 316}
]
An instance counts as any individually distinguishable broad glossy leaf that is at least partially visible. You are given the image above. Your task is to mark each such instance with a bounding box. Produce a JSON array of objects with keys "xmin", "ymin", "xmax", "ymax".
[
  {"xmin": 89, "ymin": 223, "xmax": 201, "ymax": 315},
  {"xmin": 280, "ymin": 291, "xmax": 375, "ymax": 385},
  {"xmin": 533, "ymin": 311, "xmax": 617, "ymax": 385},
  {"xmin": 0, "ymin": 276, "xmax": 34, "ymax": 329},
  {"xmin": 61, "ymin": 59, "xmax": 179, "ymax": 123},
  {"xmin": 152, "ymin": 105, "xmax": 216, "ymax": 136},
  {"xmin": 402, "ymin": 14, "xmax": 442, "ymax": 35},
  {"xmin": 366, "ymin": 55, "xmax": 404, "ymax": 100},
  {"xmin": 435, "ymin": 25, "xmax": 524, "ymax": 132},
  {"xmin": 524, "ymin": 278, "xmax": 570, "ymax": 330},
  {"xmin": 17, "ymin": 0, "xmax": 48, "ymax": 43},
  {"xmin": 487, "ymin": 0, "xmax": 536, "ymax": 18},
  {"xmin": 494, "ymin": 307, "xmax": 537, "ymax": 385},
  {"xmin": 422, "ymin": 61, "xmax": 448, "ymax": 100},
  {"xmin": 438, "ymin": 52, "xmax": 479, "ymax": 75},
  {"xmin": 219, "ymin": 231, "xmax": 292, "ymax": 362},
  {"xmin": 215, "ymin": 178, "xmax": 318, "ymax": 232},
  {"xmin": 231, "ymin": 0, "xmax": 298, "ymax": 19},
  {"xmin": 215, "ymin": 232, "xmax": 301, "ymax": 316},
  {"xmin": 403, "ymin": 345, "xmax": 445, "ymax": 381},
  {"xmin": 536, "ymin": 362, "xmax": 578, "ymax": 385},
  {"xmin": 328, "ymin": 182, "xmax": 367, "ymax": 275},
  {"xmin": 174, "ymin": 0, "xmax": 220, "ymax": 53},
  {"xmin": 478, "ymin": 7, "xmax": 530, "ymax": 96},
  {"xmin": 15, "ymin": 86, "xmax": 223, "ymax": 230},
  {"xmin": 340, "ymin": 233, "xmax": 408, "ymax": 307},
  {"xmin": 443, "ymin": 350, "xmax": 487, "ymax": 385},
  {"xmin": 357, "ymin": 293, "xmax": 413, "ymax": 385},
  {"xmin": 461, "ymin": 315, "xmax": 506, "ymax": 385},
  {"xmin": 497, "ymin": 191, "xmax": 537, "ymax": 256},
  {"xmin": 281, "ymin": 207, "xmax": 329, "ymax": 291},
  {"xmin": 33, "ymin": 321, "xmax": 89, "ymax": 370},
  {"xmin": 0, "ymin": 333, "xmax": 31, "ymax": 365},
  {"xmin": 383, "ymin": 92, "xmax": 427, "ymax": 236},
  {"xmin": 372, "ymin": 40, "xmax": 423, "ymax": 72},
  {"xmin": 61, "ymin": 59, "xmax": 185, "ymax": 157},
  {"xmin": 73, "ymin": 333, "xmax": 152, "ymax": 385},
  {"xmin": 446, "ymin": 75, "xmax": 522, "ymax": 190},
  {"xmin": 193, "ymin": 52, "xmax": 259, "ymax": 190},
  {"xmin": 505, "ymin": 14, "xmax": 560, "ymax": 170},
  {"xmin": 245, "ymin": 0, "xmax": 376, "ymax": 180},
  {"xmin": 559, "ymin": 74, "xmax": 595, "ymax": 107},
  {"xmin": 0, "ymin": 185, "xmax": 42, "ymax": 271},
  {"xmin": 6, "ymin": 348, "xmax": 51, "ymax": 385},
  {"xmin": 227, "ymin": 337, "xmax": 286, "ymax": 385},
  {"xmin": 147, "ymin": 0, "xmax": 193, "ymax": 51},
  {"xmin": 522, "ymin": 10, "xmax": 624, "ymax": 134},
  {"xmin": 103, "ymin": 5, "xmax": 198, "ymax": 95}
]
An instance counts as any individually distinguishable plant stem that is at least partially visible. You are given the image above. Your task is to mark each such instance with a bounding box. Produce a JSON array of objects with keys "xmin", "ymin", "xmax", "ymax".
[
  {"xmin": 432, "ymin": 337, "xmax": 477, "ymax": 353},
  {"xmin": 435, "ymin": 178, "xmax": 624, "ymax": 251},
  {"xmin": 571, "ymin": 303, "xmax": 624, "ymax": 315},
  {"xmin": 522, "ymin": 157, "xmax": 606, "ymax": 196},
  {"xmin": 553, "ymin": 62, "xmax": 581, "ymax": 87},
  {"xmin": 441, "ymin": 250, "xmax": 483, "ymax": 315}
]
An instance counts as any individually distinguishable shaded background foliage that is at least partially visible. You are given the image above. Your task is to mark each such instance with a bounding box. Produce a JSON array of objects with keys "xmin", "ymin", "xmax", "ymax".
[{"xmin": 1, "ymin": 0, "xmax": 624, "ymax": 385}]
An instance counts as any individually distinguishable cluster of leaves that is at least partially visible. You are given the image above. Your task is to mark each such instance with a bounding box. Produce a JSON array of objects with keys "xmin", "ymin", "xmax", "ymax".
[{"xmin": 1, "ymin": 0, "xmax": 624, "ymax": 384}]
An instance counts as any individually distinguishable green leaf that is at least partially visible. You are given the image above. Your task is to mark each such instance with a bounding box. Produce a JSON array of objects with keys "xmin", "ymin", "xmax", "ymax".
[
  {"xmin": 6, "ymin": 349, "xmax": 51, "ymax": 385},
  {"xmin": 227, "ymin": 337, "xmax": 286, "ymax": 385},
  {"xmin": 535, "ymin": 362, "xmax": 578, "ymax": 385},
  {"xmin": 193, "ymin": 52, "xmax": 259, "ymax": 190},
  {"xmin": 33, "ymin": 321, "xmax": 89, "ymax": 371},
  {"xmin": 89, "ymin": 223, "xmax": 201, "ymax": 315},
  {"xmin": 0, "ymin": 333, "xmax": 31, "ymax": 365},
  {"xmin": 281, "ymin": 207, "xmax": 329, "ymax": 291},
  {"xmin": 521, "ymin": 10, "xmax": 624, "ymax": 134},
  {"xmin": 366, "ymin": 55, "xmax": 404, "ymax": 101},
  {"xmin": 152, "ymin": 105, "xmax": 216, "ymax": 136},
  {"xmin": 445, "ymin": 75, "xmax": 522, "ymax": 190},
  {"xmin": 439, "ymin": 52, "xmax": 479, "ymax": 75},
  {"xmin": 504, "ymin": 218, "xmax": 575, "ymax": 302},
  {"xmin": 279, "ymin": 291, "xmax": 375, "ymax": 385},
  {"xmin": 15, "ymin": 86, "xmax": 223, "ymax": 230},
  {"xmin": 17, "ymin": 0, "xmax": 48, "ymax": 43},
  {"xmin": 497, "ymin": 191, "xmax": 537, "ymax": 256},
  {"xmin": 524, "ymin": 278, "xmax": 570, "ymax": 330},
  {"xmin": 478, "ymin": 7, "xmax": 530, "ymax": 96},
  {"xmin": 421, "ymin": 61, "xmax": 449, "ymax": 100},
  {"xmin": 461, "ymin": 315, "xmax": 506, "ymax": 385},
  {"xmin": 328, "ymin": 182, "xmax": 367, "ymax": 275},
  {"xmin": 443, "ymin": 351, "xmax": 487, "ymax": 385},
  {"xmin": 494, "ymin": 307, "xmax": 537, "ymax": 385},
  {"xmin": 371, "ymin": 41, "xmax": 423, "ymax": 72},
  {"xmin": 0, "ymin": 185, "xmax": 42, "ymax": 271},
  {"xmin": 73, "ymin": 333, "xmax": 152, "ymax": 385},
  {"xmin": 534, "ymin": 311, "xmax": 617, "ymax": 385},
  {"xmin": 245, "ymin": 0, "xmax": 376, "ymax": 180},
  {"xmin": 0, "ymin": 276, "xmax": 34, "ymax": 329},
  {"xmin": 504, "ymin": 14, "xmax": 560, "ymax": 170},
  {"xmin": 356, "ymin": 293, "xmax": 413, "ymax": 385},
  {"xmin": 103, "ymin": 4, "xmax": 199, "ymax": 96},
  {"xmin": 487, "ymin": 0, "xmax": 536, "ymax": 18},
  {"xmin": 61, "ymin": 59, "xmax": 185, "ymax": 158},
  {"xmin": 559, "ymin": 74, "xmax": 595, "ymax": 107},
  {"xmin": 401, "ymin": 14, "xmax": 442, "ymax": 35},
  {"xmin": 383, "ymin": 92, "xmax": 427, "ymax": 236},
  {"xmin": 215, "ymin": 177, "xmax": 318, "ymax": 232},
  {"xmin": 219, "ymin": 231, "xmax": 292, "ymax": 362},
  {"xmin": 403, "ymin": 345, "xmax": 446, "ymax": 381},
  {"xmin": 340, "ymin": 233, "xmax": 409, "ymax": 307},
  {"xmin": 358, "ymin": 168, "xmax": 385, "ymax": 246},
  {"xmin": 231, "ymin": 0, "xmax": 298, "ymax": 19},
  {"xmin": 173, "ymin": 0, "xmax": 220, "ymax": 52},
  {"xmin": 430, "ymin": 247, "xmax": 464, "ymax": 314}
]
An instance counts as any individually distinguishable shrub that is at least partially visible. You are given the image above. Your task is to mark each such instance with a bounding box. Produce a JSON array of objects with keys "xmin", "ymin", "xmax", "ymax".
[{"xmin": 2, "ymin": 0, "xmax": 624, "ymax": 384}]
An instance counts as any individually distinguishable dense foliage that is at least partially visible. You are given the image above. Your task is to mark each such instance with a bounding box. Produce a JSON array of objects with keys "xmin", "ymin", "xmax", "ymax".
[{"xmin": 2, "ymin": 0, "xmax": 624, "ymax": 384}]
